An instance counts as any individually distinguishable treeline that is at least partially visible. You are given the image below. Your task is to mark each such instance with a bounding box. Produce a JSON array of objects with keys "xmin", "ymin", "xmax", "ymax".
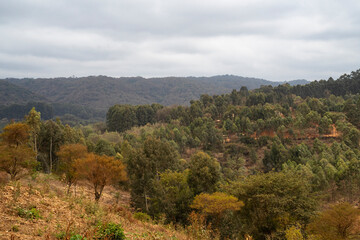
[
  {"xmin": 106, "ymin": 104, "xmax": 162, "ymax": 132},
  {"xmin": 0, "ymin": 102, "xmax": 106, "ymax": 126},
  {"xmin": 289, "ymin": 69, "xmax": 360, "ymax": 98}
]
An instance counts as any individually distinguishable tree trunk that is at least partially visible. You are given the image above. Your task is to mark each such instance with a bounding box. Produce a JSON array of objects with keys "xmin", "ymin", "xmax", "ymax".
[
  {"xmin": 34, "ymin": 134, "xmax": 38, "ymax": 158},
  {"xmin": 67, "ymin": 182, "xmax": 72, "ymax": 195},
  {"xmin": 144, "ymin": 188, "xmax": 148, "ymax": 212},
  {"xmin": 49, "ymin": 136, "xmax": 52, "ymax": 173},
  {"xmin": 10, "ymin": 157, "xmax": 18, "ymax": 181},
  {"xmin": 94, "ymin": 185, "xmax": 105, "ymax": 202}
]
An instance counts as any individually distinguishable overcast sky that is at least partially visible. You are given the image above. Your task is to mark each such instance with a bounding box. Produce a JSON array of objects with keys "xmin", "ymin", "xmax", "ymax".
[{"xmin": 0, "ymin": 0, "xmax": 359, "ymax": 81}]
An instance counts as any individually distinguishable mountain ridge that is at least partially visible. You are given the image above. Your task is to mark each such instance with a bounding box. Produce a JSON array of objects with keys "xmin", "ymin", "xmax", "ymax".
[{"xmin": 2, "ymin": 75, "xmax": 309, "ymax": 110}]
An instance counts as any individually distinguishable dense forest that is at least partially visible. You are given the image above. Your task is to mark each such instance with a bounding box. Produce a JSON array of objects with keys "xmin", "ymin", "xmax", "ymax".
[
  {"xmin": 0, "ymin": 76, "xmax": 308, "ymax": 126},
  {"xmin": 1, "ymin": 70, "xmax": 360, "ymax": 239},
  {"xmin": 2, "ymin": 76, "xmax": 308, "ymax": 108}
]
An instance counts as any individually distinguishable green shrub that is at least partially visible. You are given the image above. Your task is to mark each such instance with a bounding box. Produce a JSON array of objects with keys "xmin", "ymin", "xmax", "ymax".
[
  {"xmin": 133, "ymin": 212, "xmax": 152, "ymax": 222},
  {"xmin": 95, "ymin": 223, "xmax": 126, "ymax": 240},
  {"xmin": 11, "ymin": 225, "xmax": 19, "ymax": 232},
  {"xmin": 70, "ymin": 234, "xmax": 87, "ymax": 240},
  {"xmin": 54, "ymin": 231, "xmax": 66, "ymax": 240},
  {"xmin": 17, "ymin": 206, "xmax": 42, "ymax": 220},
  {"xmin": 84, "ymin": 201, "xmax": 99, "ymax": 215},
  {"xmin": 55, "ymin": 232, "xmax": 86, "ymax": 240}
]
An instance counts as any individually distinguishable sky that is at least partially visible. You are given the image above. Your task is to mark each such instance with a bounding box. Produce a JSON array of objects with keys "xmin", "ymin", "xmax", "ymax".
[{"xmin": 0, "ymin": 0, "xmax": 360, "ymax": 81}]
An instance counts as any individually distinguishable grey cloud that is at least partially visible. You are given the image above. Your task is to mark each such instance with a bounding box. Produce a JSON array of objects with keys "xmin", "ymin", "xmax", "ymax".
[{"xmin": 0, "ymin": 0, "xmax": 360, "ymax": 80}]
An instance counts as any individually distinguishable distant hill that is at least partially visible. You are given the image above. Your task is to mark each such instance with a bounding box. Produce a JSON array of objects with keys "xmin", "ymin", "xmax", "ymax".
[
  {"xmin": 284, "ymin": 79, "xmax": 309, "ymax": 85},
  {"xmin": 3, "ymin": 75, "xmax": 309, "ymax": 110},
  {"xmin": 0, "ymin": 80, "xmax": 47, "ymax": 105}
]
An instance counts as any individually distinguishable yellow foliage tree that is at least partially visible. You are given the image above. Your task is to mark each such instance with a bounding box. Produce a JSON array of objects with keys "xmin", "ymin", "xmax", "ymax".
[
  {"xmin": 75, "ymin": 153, "xmax": 127, "ymax": 201},
  {"xmin": 191, "ymin": 192, "xmax": 244, "ymax": 215},
  {"xmin": 285, "ymin": 224, "xmax": 304, "ymax": 240},
  {"xmin": 307, "ymin": 202, "xmax": 360, "ymax": 240},
  {"xmin": 2, "ymin": 123, "xmax": 30, "ymax": 146},
  {"xmin": 191, "ymin": 192, "xmax": 244, "ymax": 238}
]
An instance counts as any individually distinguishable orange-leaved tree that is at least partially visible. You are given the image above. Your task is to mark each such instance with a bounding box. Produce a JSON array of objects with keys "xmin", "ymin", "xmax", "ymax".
[
  {"xmin": 57, "ymin": 143, "xmax": 88, "ymax": 194},
  {"xmin": 75, "ymin": 153, "xmax": 127, "ymax": 201},
  {"xmin": 0, "ymin": 123, "xmax": 36, "ymax": 180}
]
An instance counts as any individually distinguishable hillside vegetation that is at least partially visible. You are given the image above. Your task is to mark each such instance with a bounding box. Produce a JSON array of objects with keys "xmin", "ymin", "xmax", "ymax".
[
  {"xmin": 0, "ymin": 80, "xmax": 47, "ymax": 105},
  {"xmin": 0, "ymin": 174, "xmax": 189, "ymax": 239},
  {"xmin": 3, "ymin": 75, "xmax": 307, "ymax": 108},
  {"xmin": 1, "ymin": 70, "xmax": 360, "ymax": 239}
]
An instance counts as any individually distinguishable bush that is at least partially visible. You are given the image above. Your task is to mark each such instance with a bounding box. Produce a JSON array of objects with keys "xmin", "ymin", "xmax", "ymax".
[
  {"xmin": 84, "ymin": 201, "xmax": 100, "ymax": 215},
  {"xmin": 70, "ymin": 234, "xmax": 87, "ymax": 240},
  {"xmin": 11, "ymin": 225, "xmax": 19, "ymax": 232},
  {"xmin": 54, "ymin": 229, "xmax": 86, "ymax": 240},
  {"xmin": 133, "ymin": 212, "xmax": 152, "ymax": 222},
  {"xmin": 17, "ymin": 206, "xmax": 41, "ymax": 220},
  {"xmin": 95, "ymin": 223, "xmax": 126, "ymax": 240}
]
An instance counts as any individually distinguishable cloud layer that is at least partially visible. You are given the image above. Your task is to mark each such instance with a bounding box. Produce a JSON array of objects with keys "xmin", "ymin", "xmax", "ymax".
[{"xmin": 1, "ymin": 0, "xmax": 359, "ymax": 80}]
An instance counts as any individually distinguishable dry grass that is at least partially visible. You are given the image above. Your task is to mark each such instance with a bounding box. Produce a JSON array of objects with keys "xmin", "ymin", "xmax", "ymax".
[{"xmin": 0, "ymin": 172, "xmax": 189, "ymax": 240}]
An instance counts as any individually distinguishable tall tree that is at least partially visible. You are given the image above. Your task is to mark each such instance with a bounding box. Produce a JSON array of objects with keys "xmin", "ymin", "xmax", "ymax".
[
  {"xmin": 228, "ymin": 171, "xmax": 317, "ymax": 239},
  {"xmin": 38, "ymin": 120, "xmax": 64, "ymax": 173},
  {"xmin": 0, "ymin": 123, "xmax": 36, "ymax": 180},
  {"xmin": 151, "ymin": 170, "xmax": 193, "ymax": 224},
  {"xmin": 106, "ymin": 105, "xmax": 137, "ymax": 132},
  {"xmin": 188, "ymin": 151, "xmax": 221, "ymax": 195},
  {"xmin": 25, "ymin": 107, "xmax": 41, "ymax": 156},
  {"xmin": 127, "ymin": 137, "xmax": 179, "ymax": 212}
]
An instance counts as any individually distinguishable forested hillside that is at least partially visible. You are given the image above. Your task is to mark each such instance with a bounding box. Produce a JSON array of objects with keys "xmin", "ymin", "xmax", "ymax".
[
  {"xmin": 290, "ymin": 69, "xmax": 360, "ymax": 98},
  {"xmin": 0, "ymin": 80, "xmax": 47, "ymax": 105},
  {"xmin": 1, "ymin": 70, "xmax": 359, "ymax": 239},
  {"xmin": 3, "ymin": 75, "xmax": 308, "ymax": 109}
]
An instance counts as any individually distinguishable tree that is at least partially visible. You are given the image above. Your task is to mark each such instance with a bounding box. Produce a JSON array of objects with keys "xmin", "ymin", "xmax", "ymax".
[
  {"xmin": 142, "ymin": 137, "xmax": 179, "ymax": 175},
  {"xmin": 228, "ymin": 171, "xmax": 317, "ymax": 239},
  {"xmin": 37, "ymin": 120, "xmax": 64, "ymax": 173},
  {"xmin": 1, "ymin": 122, "xmax": 30, "ymax": 146},
  {"xmin": 106, "ymin": 105, "xmax": 137, "ymax": 132},
  {"xmin": 262, "ymin": 142, "xmax": 289, "ymax": 172},
  {"xmin": 319, "ymin": 115, "xmax": 332, "ymax": 134},
  {"xmin": 136, "ymin": 105, "xmax": 155, "ymax": 126},
  {"xmin": 0, "ymin": 123, "xmax": 36, "ymax": 180},
  {"xmin": 94, "ymin": 139, "xmax": 116, "ymax": 156},
  {"xmin": 190, "ymin": 117, "xmax": 223, "ymax": 150},
  {"xmin": 63, "ymin": 124, "xmax": 84, "ymax": 144},
  {"xmin": 307, "ymin": 202, "xmax": 360, "ymax": 240},
  {"xmin": 25, "ymin": 107, "xmax": 41, "ymax": 156},
  {"xmin": 75, "ymin": 153, "xmax": 127, "ymax": 201},
  {"xmin": 188, "ymin": 151, "xmax": 221, "ymax": 195},
  {"xmin": 285, "ymin": 225, "xmax": 304, "ymax": 240},
  {"xmin": 191, "ymin": 192, "xmax": 244, "ymax": 239},
  {"xmin": 126, "ymin": 137, "xmax": 179, "ymax": 212},
  {"xmin": 191, "ymin": 192, "xmax": 243, "ymax": 216},
  {"xmin": 57, "ymin": 144, "xmax": 88, "ymax": 193},
  {"xmin": 151, "ymin": 170, "xmax": 193, "ymax": 224}
]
